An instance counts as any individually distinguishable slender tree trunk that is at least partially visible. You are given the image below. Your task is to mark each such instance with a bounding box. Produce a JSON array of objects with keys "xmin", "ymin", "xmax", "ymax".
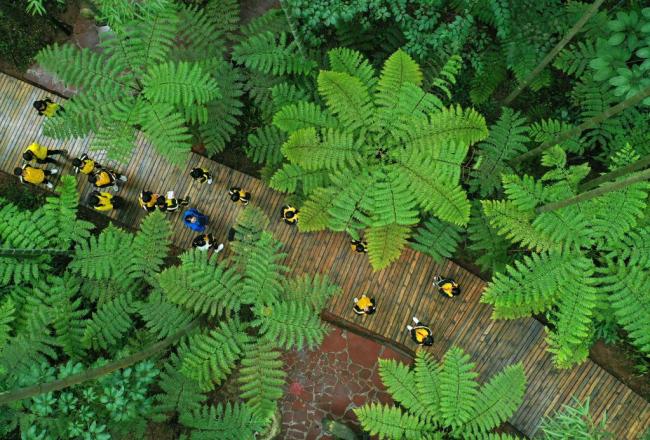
[
  {"xmin": 0, "ymin": 321, "xmax": 198, "ymax": 406},
  {"xmin": 503, "ymin": 0, "xmax": 605, "ymax": 105},
  {"xmin": 580, "ymin": 154, "xmax": 650, "ymax": 191},
  {"xmin": 0, "ymin": 248, "xmax": 71, "ymax": 257},
  {"xmin": 536, "ymin": 168, "xmax": 650, "ymax": 213},
  {"xmin": 510, "ymin": 85, "xmax": 650, "ymax": 165}
]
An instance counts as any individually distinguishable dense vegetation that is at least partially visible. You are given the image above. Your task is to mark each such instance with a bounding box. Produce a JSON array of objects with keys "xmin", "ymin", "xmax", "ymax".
[{"xmin": 1, "ymin": 0, "xmax": 649, "ymax": 438}]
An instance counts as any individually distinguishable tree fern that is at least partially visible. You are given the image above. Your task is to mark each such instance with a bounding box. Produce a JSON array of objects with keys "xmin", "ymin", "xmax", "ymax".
[
  {"xmin": 232, "ymin": 31, "xmax": 316, "ymax": 76},
  {"xmin": 179, "ymin": 402, "xmax": 263, "ymax": 440},
  {"xmin": 439, "ymin": 347, "xmax": 479, "ymax": 429},
  {"xmin": 328, "ymin": 47, "xmax": 377, "ymax": 90},
  {"xmin": 354, "ymin": 403, "xmax": 429, "ymax": 440},
  {"xmin": 142, "ymin": 61, "xmax": 220, "ymax": 106},
  {"xmin": 366, "ymin": 224, "xmax": 411, "ymax": 270},
  {"xmin": 246, "ymin": 126, "xmax": 286, "ymax": 166},
  {"xmin": 236, "ymin": 232, "xmax": 287, "ymax": 306},
  {"xmin": 70, "ymin": 225, "xmax": 134, "ymax": 281},
  {"xmin": 48, "ymin": 275, "xmax": 87, "ymax": 360},
  {"xmin": 153, "ymin": 353, "xmax": 206, "ymax": 420},
  {"xmin": 238, "ymin": 343, "xmax": 286, "ymax": 420},
  {"xmin": 128, "ymin": 211, "xmax": 172, "ymax": 283},
  {"xmin": 252, "ymin": 301, "xmax": 327, "ymax": 350},
  {"xmin": 410, "ymin": 217, "xmax": 463, "ymax": 262},
  {"xmin": 378, "ymin": 359, "xmax": 435, "ymax": 423},
  {"xmin": 204, "ymin": 0, "xmax": 240, "ymax": 43},
  {"xmin": 413, "ymin": 350, "xmax": 442, "ymax": 414},
  {"xmin": 179, "ymin": 320, "xmax": 248, "ymax": 391},
  {"xmin": 139, "ymin": 291, "xmax": 195, "ymax": 340},
  {"xmin": 318, "ymin": 70, "xmax": 374, "ymax": 132},
  {"xmin": 296, "ymin": 187, "xmax": 337, "ymax": 232},
  {"xmin": 281, "ymin": 273, "xmax": 341, "ymax": 310}
]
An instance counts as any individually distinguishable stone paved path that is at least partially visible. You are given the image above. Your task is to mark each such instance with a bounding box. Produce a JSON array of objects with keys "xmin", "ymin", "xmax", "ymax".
[{"xmin": 280, "ymin": 328, "xmax": 410, "ymax": 440}]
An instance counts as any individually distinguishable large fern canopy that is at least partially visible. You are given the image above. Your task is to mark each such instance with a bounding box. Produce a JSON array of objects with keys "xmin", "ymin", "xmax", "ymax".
[
  {"xmin": 355, "ymin": 347, "xmax": 526, "ymax": 439},
  {"xmin": 269, "ymin": 48, "xmax": 488, "ymax": 270}
]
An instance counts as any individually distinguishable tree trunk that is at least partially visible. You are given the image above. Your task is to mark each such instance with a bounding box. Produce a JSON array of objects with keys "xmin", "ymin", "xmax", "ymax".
[
  {"xmin": 503, "ymin": 0, "xmax": 605, "ymax": 105},
  {"xmin": 580, "ymin": 154, "xmax": 650, "ymax": 191},
  {"xmin": 0, "ymin": 321, "xmax": 198, "ymax": 406},
  {"xmin": 510, "ymin": 85, "xmax": 650, "ymax": 166},
  {"xmin": 536, "ymin": 168, "xmax": 650, "ymax": 213}
]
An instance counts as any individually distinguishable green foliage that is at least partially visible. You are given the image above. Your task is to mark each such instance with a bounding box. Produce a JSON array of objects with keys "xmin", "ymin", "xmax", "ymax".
[
  {"xmin": 409, "ymin": 217, "xmax": 463, "ymax": 262},
  {"xmin": 252, "ymin": 300, "xmax": 327, "ymax": 350},
  {"xmin": 36, "ymin": 0, "xmax": 242, "ymax": 165},
  {"xmin": 179, "ymin": 402, "xmax": 264, "ymax": 440},
  {"xmin": 540, "ymin": 398, "xmax": 612, "ymax": 439},
  {"xmin": 238, "ymin": 343, "xmax": 286, "ymax": 419},
  {"xmin": 82, "ymin": 292, "xmax": 137, "ymax": 351},
  {"xmin": 267, "ymin": 48, "xmax": 487, "ymax": 270},
  {"xmin": 153, "ymin": 354, "xmax": 206, "ymax": 420},
  {"xmin": 356, "ymin": 347, "xmax": 526, "ymax": 439}
]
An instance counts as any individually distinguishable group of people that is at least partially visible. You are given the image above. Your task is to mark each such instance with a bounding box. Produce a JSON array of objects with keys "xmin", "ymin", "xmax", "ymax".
[{"xmin": 353, "ymin": 275, "xmax": 461, "ymax": 347}]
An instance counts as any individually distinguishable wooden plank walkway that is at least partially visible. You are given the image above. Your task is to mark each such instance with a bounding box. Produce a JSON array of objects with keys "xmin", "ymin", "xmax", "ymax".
[{"xmin": 0, "ymin": 72, "xmax": 648, "ymax": 438}]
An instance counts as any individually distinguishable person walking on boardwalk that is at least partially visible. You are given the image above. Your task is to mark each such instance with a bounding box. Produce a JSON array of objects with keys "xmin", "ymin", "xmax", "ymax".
[
  {"xmin": 350, "ymin": 239, "xmax": 368, "ymax": 253},
  {"xmin": 22, "ymin": 142, "xmax": 66, "ymax": 165},
  {"xmin": 156, "ymin": 191, "xmax": 190, "ymax": 213},
  {"xmin": 190, "ymin": 167, "xmax": 213, "ymax": 185},
  {"xmin": 88, "ymin": 169, "xmax": 127, "ymax": 191},
  {"xmin": 87, "ymin": 191, "xmax": 122, "ymax": 212},
  {"xmin": 353, "ymin": 294, "xmax": 376, "ymax": 315},
  {"xmin": 192, "ymin": 234, "xmax": 225, "ymax": 253},
  {"xmin": 14, "ymin": 164, "xmax": 58, "ymax": 189},
  {"xmin": 139, "ymin": 191, "xmax": 162, "ymax": 212},
  {"xmin": 406, "ymin": 316, "xmax": 433, "ymax": 346},
  {"xmin": 280, "ymin": 205, "xmax": 299, "ymax": 225},
  {"xmin": 433, "ymin": 275, "xmax": 461, "ymax": 298},
  {"xmin": 228, "ymin": 187, "xmax": 251, "ymax": 205},
  {"xmin": 33, "ymin": 98, "xmax": 62, "ymax": 117},
  {"xmin": 183, "ymin": 208, "xmax": 209, "ymax": 232},
  {"xmin": 72, "ymin": 153, "xmax": 101, "ymax": 175}
]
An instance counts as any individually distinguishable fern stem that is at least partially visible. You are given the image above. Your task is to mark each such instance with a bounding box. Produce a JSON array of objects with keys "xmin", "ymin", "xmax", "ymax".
[
  {"xmin": 580, "ymin": 154, "xmax": 650, "ymax": 191},
  {"xmin": 0, "ymin": 321, "xmax": 199, "ymax": 405},
  {"xmin": 279, "ymin": 0, "xmax": 306, "ymax": 58},
  {"xmin": 510, "ymin": 85, "xmax": 650, "ymax": 165},
  {"xmin": 503, "ymin": 0, "xmax": 605, "ymax": 105},
  {"xmin": 536, "ymin": 168, "xmax": 650, "ymax": 213},
  {"xmin": 0, "ymin": 248, "xmax": 71, "ymax": 257}
]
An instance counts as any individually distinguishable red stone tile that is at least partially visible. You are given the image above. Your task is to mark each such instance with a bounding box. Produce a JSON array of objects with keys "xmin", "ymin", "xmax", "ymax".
[{"xmin": 319, "ymin": 328, "xmax": 346, "ymax": 352}]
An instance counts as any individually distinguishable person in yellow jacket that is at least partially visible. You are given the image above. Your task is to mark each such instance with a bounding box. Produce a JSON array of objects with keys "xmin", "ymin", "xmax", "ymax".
[
  {"xmin": 139, "ymin": 191, "xmax": 161, "ymax": 212},
  {"xmin": 406, "ymin": 316, "xmax": 433, "ymax": 346},
  {"xmin": 353, "ymin": 294, "xmax": 376, "ymax": 315},
  {"xmin": 22, "ymin": 142, "xmax": 66, "ymax": 165},
  {"xmin": 72, "ymin": 153, "xmax": 101, "ymax": 175},
  {"xmin": 88, "ymin": 169, "xmax": 127, "ymax": 191},
  {"xmin": 228, "ymin": 187, "xmax": 251, "ymax": 205},
  {"xmin": 87, "ymin": 191, "xmax": 122, "ymax": 211},
  {"xmin": 350, "ymin": 239, "xmax": 368, "ymax": 253},
  {"xmin": 281, "ymin": 205, "xmax": 299, "ymax": 225},
  {"xmin": 433, "ymin": 275, "xmax": 461, "ymax": 298},
  {"xmin": 33, "ymin": 98, "xmax": 62, "ymax": 117},
  {"xmin": 14, "ymin": 164, "xmax": 58, "ymax": 189},
  {"xmin": 190, "ymin": 167, "xmax": 213, "ymax": 184}
]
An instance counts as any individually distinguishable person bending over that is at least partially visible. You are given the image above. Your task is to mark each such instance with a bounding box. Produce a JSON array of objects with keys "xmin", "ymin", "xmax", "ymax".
[
  {"xmin": 22, "ymin": 142, "xmax": 66, "ymax": 165},
  {"xmin": 14, "ymin": 164, "xmax": 58, "ymax": 189},
  {"xmin": 406, "ymin": 316, "xmax": 433, "ymax": 346}
]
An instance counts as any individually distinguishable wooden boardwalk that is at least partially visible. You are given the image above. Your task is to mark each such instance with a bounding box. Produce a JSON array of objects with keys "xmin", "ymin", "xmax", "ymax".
[{"xmin": 0, "ymin": 72, "xmax": 648, "ymax": 438}]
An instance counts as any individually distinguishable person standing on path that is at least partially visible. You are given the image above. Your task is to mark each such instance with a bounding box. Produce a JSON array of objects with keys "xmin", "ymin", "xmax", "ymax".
[
  {"xmin": 22, "ymin": 142, "xmax": 66, "ymax": 165},
  {"xmin": 433, "ymin": 275, "xmax": 461, "ymax": 298},
  {"xmin": 14, "ymin": 164, "xmax": 58, "ymax": 189},
  {"xmin": 228, "ymin": 187, "xmax": 251, "ymax": 205},
  {"xmin": 183, "ymin": 208, "xmax": 209, "ymax": 232},
  {"xmin": 190, "ymin": 167, "xmax": 213, "ymax": 185},
  {"xmin": 353, "ymin": 294, "xmax": 376, "ymax": 315},
  {"xmin": 406, "ymin": 316, "xmax": 433, "ymax": 346}
]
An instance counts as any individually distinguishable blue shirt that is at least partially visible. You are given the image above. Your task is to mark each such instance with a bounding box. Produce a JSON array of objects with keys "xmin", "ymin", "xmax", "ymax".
[{"xmin": 183, "ymin": 208, "xmax": 208, "ymax": 232}]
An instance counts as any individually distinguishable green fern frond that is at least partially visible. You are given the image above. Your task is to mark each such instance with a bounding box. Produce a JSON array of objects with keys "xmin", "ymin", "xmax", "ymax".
[
  {"xmin": 140, "ymin": 291, "xmax": 195, "ymax": 340},
  {"xmin": 143, "ymin": 61, "xmax": 221, "ymax": 106},
  {"xmin": 179, "ymin": 402, "xmax": 264, "ymax": 440},
  {"xmin": 270, "ymin": 82, "xmax": 310, "ymax": 113},
  {"xmin": 460, "ymin": 363, "xmax": 526, "ymax": 436},
  {"xmin": 365, "ymin": 168, "xmax": 420, "ymax": 227},
  {"xmin": 467, "ymin": 206, "xmax": 513, "ymax": 274},
  {"xmin": 128, "ymin": 211, "xmax": 172, "ymax": 283},
  {"xmin": 481, "ymin": 252, "xmax": 588, "ymax": 319},
  {"xmin": 246, "ymin": 126, "xmax": 286, "ymax": 166},
  {"xmin": 366, "ymin": 224, "xmax": 411, "ymax": 270},
  {"xmin": 354, "ymin": 403, "xmax": 429, "ymax": 440},
  {"xmin": 439, "ymin": 347, "xmax": 479, "ymax": 429},
  {"xmin": 273, "ymin": 102, "xmax": 338, "ymax": 133},
  {"xmin": 376, "ymin": 49, "xmax": 423, "ymax": 109},
  {"xmin": 270, "ymin": 163, "xmax": 330, "ymax": 194},
  {"xmin": 238, "ymin": 343, "xmax": 286, "ymax": 419},
  {"xmin": 49, "ymin": 275, "xmax": 87, "ymax": 359},
  {"xmin": 281, "ymin": 273, "xmax": 341, "ymax": 310},
  {"xmin": 470, "ymin": 50, "xmax": 507, "ymax": 105},
  {"xmin": 0, "ymin": 298, "xmax": 15, "ymax": 350},
  {"xmin": 240, "ymin": 9, "xmax": 287, "ymax": 37},
  {"xmin": 252, "ymin": 301, "xmax": 327, "ymax": 350},
  {"xmin": 318, "ymin": 70, "xmax": 373, "ymax": 132},
  {"xmin": 139, "ymin": 102, "xmax": 193, "ymax": 166},
  {"xmin": 501, "ymin": 174, "xmax": 546, "ymax": 211},
  {"xmin": 281, "ymin": 127, "xmax": 363, "ymax": 171},
  {"xmin": 179, "ymin": 321, "xmax": 249, "ymax": 390},
  {"xmin": 328, "ymin": 47, "xmax": 377, "ymax": 90},
  {"xmin": 378, "ymin": 358, "xmax": 435, "ymax": 422},
  {"xmin": 530, "ymin": 119, "xmax": 583, "ymax": 154},
  {"xmin": 82, "ymin": 293, "xmax": 136, "ymax": 351},
  {"xmin": 430, "ymin": 54, "xmax": 462, "ymax": 100},
  {"xmin": 326, "ymin": 172, "xmax": 375, "ymax": 232},
  {"xmin": 238, "ymin": 233, "xmax": 287, "ymax": 306},
  {"xmin": 232, "ymin": 31, "xmax": 316, "ymax": 76},
  {"xmin": 533, "ymin": 207, "xmax": 594, "ymax": 250},
  {"xmin": 410, "ymin": 217, "xmax": 463, "ymax": 262},
  {"xmin": 413, "ymin": 350, "xmax": 442, "ymax": 415},
  {"xmin": 553, "ymin": 40, "xmax": 597, "ymax": 78},
  {"xmin": 70, "ymin": 226, "xmax": 134, "ymax": 280},
  {"xmin": 153, "ymin": 353, "xmax": 206, "ymax": 419},
  {"xmin": 205, "ymin": 0, "xmax": 240, "ymax": 42},
  {"xmin": 177, "ymin": 5, "xmax": 226, "ymax": 60},
  {"xmin": 297, "ymin": 187, "xmax": 337, "ymax": 232}
]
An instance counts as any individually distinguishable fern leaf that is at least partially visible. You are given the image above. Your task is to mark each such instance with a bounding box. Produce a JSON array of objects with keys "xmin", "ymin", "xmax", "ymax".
[
  {"xmin": 365, "ymin": 169, "xmax": 420, "ymax": 227},
  {"xmin": 238, "ymin": 343, "xmax": 286, "ymax": 419},
  {"xmin": 430, "ymin": 54, "xmax": 462, "ymax": 100},
  {"xmin": 49, "ymin": 275, "xmax": 87, "ymax": 359},
  {"xmin": 179, "ymin": 403, "xmax": 264, "ymax": 440},
  {"xmin": 205, "ymin": 0, "xmax": 240, "ymax": 42},
  {"xmin": 70, "ymin": 226, "xmax": 134, "ymax": 281},
  {"xmin": 366, "ymin": 224, "xmax": 411, "ymax": 271},
  {"xmin": 378, "ymin": 358, "xmax": 435, "ymax": 422},
  {"xmin": 328, "ymin": 48, "xmax": 377, "ymax": 90},
  {"xmin": 467, "ymin": 205, "xmax": 512, "ymax": 273},
  {"xmin": 153, "ymin": 353, "xmax": 206, "ymax": 419},
  {"xmin": 232, "ymin": 31, "xmax": 316, "ymax": 76},
  {"xmin": 460, "ymin": 363, "xmax": 526, "ymax": 436},
  {"xmin": 0, "ymin": 298, "xmax": 14, "ymax": 350},
  {"xmin": 143, "ymin": 61, "xmax": 221, "ymax": 106},
  {"xmin": 414, "ymin": 350, "xmax": 442, "ymax": 415},
  {"xmin": 82, "ymin": 293, "xmax": 136, "ymax": 351},
  {"xmin": 317, "ymin": 70, "xmax": 373, "ymax": 132},
  {"xmin": 140, "ymin": 102, "xmax": 193, "ymax": 166},
  {"xmin": 354, "ymin": 403, "xmax": 429, "ymax": 440},
  {"xmin": 270, "ymin": 163, "xmax": 330, "ymax": 194},
  {"xmin": 439, "ymin": 347, "xmax": 478, "ymax": 428},
  {"xmin": 129, "ymin": 211, "xmax": 172, "ymax": 283},
  {"xmin": 297, "ymin": 187, "xmax": 337, "ymax": 232},
  {"xmin": 553, "ymin": 40, "xmax": 597, "ymax": 78},
  {"xmin": 273, "ymin": 101, "xmax": 338, "ymax": 133},
  {"xmin": 252, "ymin": 301, "xmax": 327, "ymax": 350},
  {"xmin": 326, "ymin": 172, "xmax": 375, "ymax": 232},
  {"xmin": 246, "ymin": 125, "xmax": 286, "ymax": 166},
  {"xmin": 238, "ymin": 233, "xmax": 287, "ymax": 306},
  {"xmin": 281, "ymin": 273, "xmax": 341, "ymax": 310},
  {"xmin": 501, "ymin": 174, "xmax": 546, "ymax": 210},
  {"xmin": 140, "ymin": 291, "xmax": 195, "ymax": 340},
  {"xmin": 376, "ymin": 49, "xmax": 423, "ymax": 109},
  {"xmin": 179, "ymin": 320, "xmax": 249, "ymax": 390},
  {"xmin": 410, "ymin": 217, "xmax": 463, "ymax": 262}
]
